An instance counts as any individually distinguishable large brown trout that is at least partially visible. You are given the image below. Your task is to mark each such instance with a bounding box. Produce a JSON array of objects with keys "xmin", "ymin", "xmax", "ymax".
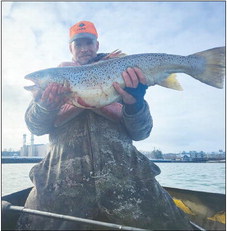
[{"xmin": 25, "ymin": 47, "xmax": 225, "ymax": 108}]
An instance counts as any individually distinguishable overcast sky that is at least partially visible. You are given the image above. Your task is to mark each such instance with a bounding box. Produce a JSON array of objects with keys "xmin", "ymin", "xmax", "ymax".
[{"xmin": 2, "ymin": 2, "xmax": 225, "ymax": 153}]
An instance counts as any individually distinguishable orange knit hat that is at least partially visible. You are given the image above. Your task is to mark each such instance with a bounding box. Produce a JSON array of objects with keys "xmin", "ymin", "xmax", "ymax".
[{"xmin": 69, "ymin": 21, "xmax": 98, "ymax": 43}]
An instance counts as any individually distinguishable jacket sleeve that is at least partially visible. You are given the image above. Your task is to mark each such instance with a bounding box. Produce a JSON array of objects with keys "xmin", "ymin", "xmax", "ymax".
[
  {"xmin": 122, "ymin": 101, "xmax": 153, "ymax": 141},
  {"xmin": 25, "ymin": 100, "xmax": 59, "ymax": 136}
]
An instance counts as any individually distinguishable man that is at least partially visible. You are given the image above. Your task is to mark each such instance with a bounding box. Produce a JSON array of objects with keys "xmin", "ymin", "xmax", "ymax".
[{"xmin": 17, "ymin": 21, "xmax": 191, "ymax": 230}]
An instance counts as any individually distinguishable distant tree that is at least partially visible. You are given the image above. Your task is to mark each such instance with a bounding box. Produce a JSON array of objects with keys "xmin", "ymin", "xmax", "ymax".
[
  {"xmin": 146, "ymin": 152, "xmax": 153, "ymax": 159},
  {"xmin": 152, "ymin": 149, "xmax": 163, "ymax": 159},
  {"xmin": 199, "ymin": 151, "xmax": 206, "ymax": 159}
]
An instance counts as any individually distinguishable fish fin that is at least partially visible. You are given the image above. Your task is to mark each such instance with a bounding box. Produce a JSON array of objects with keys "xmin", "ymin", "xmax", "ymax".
[
  {"xmin": 189, "ymin": 47, "xmax": 225, "ymax": 89},
  {"xmin": 102, "ymin": 49, "xmax": 127, "ymax": 60},
  {"xmin": 158, "ymin": 74, "xmax": 183, "ymax": 91}
]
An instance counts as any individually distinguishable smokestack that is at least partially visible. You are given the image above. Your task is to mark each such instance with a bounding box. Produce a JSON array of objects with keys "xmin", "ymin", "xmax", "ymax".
[
  {"xmin": 23, "ymin": 134, "xmax": 27, "ymax": 146},
  {"xmin": 31, "ymin": 133, "xmax": 34, "ymax": 156},
  {"xmin": 31, "ymin": 133, "xmax": 34, "ymax": 146}
]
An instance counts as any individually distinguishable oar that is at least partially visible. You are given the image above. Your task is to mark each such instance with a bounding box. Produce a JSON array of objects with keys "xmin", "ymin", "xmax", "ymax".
[{"xmin": 2, "ymin": 200, "xmax": 149, "ymax": 231}]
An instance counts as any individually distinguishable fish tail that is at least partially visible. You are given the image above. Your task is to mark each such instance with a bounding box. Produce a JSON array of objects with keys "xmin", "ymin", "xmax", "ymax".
[{"xmin": 190, "ymin": 47, "xmax": 225, "ymax": 89}]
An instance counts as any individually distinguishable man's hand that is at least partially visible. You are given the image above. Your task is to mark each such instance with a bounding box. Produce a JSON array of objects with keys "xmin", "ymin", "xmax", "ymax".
[
  {"xmin": 113, "ymin": 67, "xmax": 147, "ymax": 104},
  {"xmin": 35, "ymin": 83, "xmax": 72, "ymax": 110}
]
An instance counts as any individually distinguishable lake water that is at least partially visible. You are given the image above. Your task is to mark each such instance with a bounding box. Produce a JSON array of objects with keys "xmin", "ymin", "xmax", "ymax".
[
  {"xmin": 2, "ymin": 162, "xmax": 225, "ymax": 196},
  {"xmin": 155, "ymin": 162, "xmax": 225, "ymax": 194}
]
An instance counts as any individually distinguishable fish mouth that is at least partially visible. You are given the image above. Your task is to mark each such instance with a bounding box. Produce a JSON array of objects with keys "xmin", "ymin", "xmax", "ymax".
[
  {"xmin": 24, "ymin": 74, "xmax": 41, "ymax": 92},
  {"xmin": 24, "ymin": 81, "xmax": 41, "ymax": 92},
  {"xmin": 24, "ymin": 84, "xmax": 40, "ymax": 92}
]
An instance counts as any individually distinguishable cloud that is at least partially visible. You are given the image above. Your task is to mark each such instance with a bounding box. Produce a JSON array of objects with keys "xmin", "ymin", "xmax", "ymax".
[{"xmin": 2, "ymin": 2, "xmax": 225, "ymax": 153}]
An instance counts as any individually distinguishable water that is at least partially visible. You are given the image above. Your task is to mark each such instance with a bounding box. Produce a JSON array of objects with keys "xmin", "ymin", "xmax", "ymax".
[
  {"xmin": 2, "ymin": 162, "xmax": 225, "ymax": 196},
  {"xmin": 2, "ymin": 163, "xmax": 36, "ymax": 196},
  {"xmin": 155, "ymin": 162, "xmax": 225, "ymax": 194}
]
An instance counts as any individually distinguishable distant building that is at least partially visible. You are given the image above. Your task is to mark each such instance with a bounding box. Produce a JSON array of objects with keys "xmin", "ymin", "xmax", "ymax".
[
  {"xmin": 20, "ymin": 133, "xmax": 49, "ymax": 157},
  {"xmin": 163, "ymin": 153, "xmax": 179, "ymax": 161},
  {"xmin": 20, "ymin": 143, "xmax": 49, "ymax": 157},
  {"xmin": 140, "ymin": 149, "xmax": 225, "ymax": 162},
  {"xmin": 206, "ymin": 152, "xmax": 225, "ymax": 161},
  {"xmin": 182, "ymin": 155, "xmax": 191, "ymax": 162}
]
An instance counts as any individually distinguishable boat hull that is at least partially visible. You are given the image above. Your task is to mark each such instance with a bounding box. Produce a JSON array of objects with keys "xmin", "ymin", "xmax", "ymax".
[{"xmin": 2, "ymin": 187, "xmax": 225, "ymax": 230}]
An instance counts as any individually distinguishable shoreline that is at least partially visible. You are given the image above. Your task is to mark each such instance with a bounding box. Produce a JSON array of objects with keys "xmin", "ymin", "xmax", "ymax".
[
  {"xmin": 2, "ymin": 157, "xmax": 225, "ymax": 164},
  {"xmin": 2, "ymin": 157, "xmax": 43, "ymax": 164},
  {"xmin": 151, "ymin": 159, "xmax": 225, "ymax": 163}
]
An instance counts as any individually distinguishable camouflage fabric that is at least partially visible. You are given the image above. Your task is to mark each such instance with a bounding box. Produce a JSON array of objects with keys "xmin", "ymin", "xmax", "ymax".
[{"xmin": 17, "ymin": 104, "xmax": 191, "ymax": 230}]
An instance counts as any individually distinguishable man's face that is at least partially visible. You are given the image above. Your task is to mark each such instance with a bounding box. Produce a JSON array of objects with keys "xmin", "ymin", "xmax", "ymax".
[{"xmin": 70, "ymin": 38, "xmax": 99, "ymax": 65}]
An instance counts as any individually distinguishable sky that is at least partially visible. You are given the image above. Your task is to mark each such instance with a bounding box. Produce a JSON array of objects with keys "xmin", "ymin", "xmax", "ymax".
[{"xmin": 2, "ymin": 1, "xmax": 225, "ymax": 154}]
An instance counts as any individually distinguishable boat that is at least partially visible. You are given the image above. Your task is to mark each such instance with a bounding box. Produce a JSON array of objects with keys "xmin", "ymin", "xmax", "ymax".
[
  {"xmin": 2, "ymin": 186, "xmax": 225, "ymax": 230},
  {"xmin": 164, "ymin": 187, "xmax": 225, "ymax": 230}
]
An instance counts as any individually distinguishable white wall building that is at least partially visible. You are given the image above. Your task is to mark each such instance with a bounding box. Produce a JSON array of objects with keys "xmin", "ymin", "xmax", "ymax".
[{"xmin": 20, "ymin": 134, "xmax": 49, "ymax": 157}]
